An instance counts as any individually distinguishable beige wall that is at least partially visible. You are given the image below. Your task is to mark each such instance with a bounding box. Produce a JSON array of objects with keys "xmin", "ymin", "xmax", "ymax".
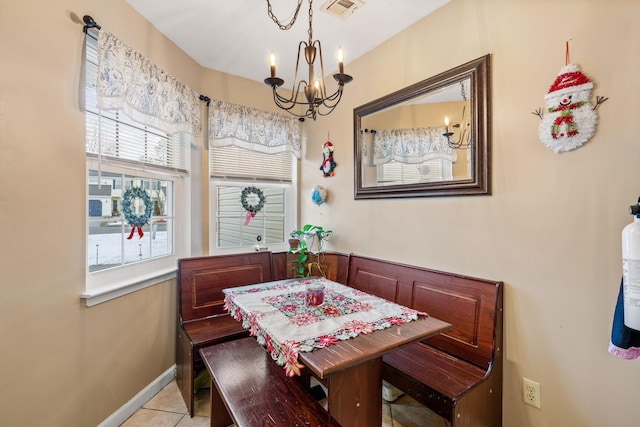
[
  {"xmin": 0, "ymin": 1, "xmax": 285, "ymax": 425},
  {"xmin": 301, "ymin": 0, "xmax": 640, "ymax": 426},
  {"xmin": 2, "ymin": 0, "xmax": 640, "ymax": 426},
  {"xmin": 0, "ymin": 0, "xmax": 248, "ymax": 426}
]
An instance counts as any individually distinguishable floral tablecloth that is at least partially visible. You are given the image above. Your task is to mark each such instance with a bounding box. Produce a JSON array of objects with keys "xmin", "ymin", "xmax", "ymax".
[{"xmin": 223, "ymin": 277, "xmax": 425, "ymax": 376}]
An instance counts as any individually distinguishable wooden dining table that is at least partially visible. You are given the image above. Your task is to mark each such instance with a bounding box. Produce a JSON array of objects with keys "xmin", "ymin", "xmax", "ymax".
[{"xmin": 223, "ymin": 277, "xmax": 452, "ymax": 427}]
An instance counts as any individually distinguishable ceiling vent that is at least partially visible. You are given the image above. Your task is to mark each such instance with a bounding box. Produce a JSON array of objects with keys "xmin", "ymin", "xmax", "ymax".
[{"xmin": 320, "ymin": 0, "xmax": 364, "ymax": 20}]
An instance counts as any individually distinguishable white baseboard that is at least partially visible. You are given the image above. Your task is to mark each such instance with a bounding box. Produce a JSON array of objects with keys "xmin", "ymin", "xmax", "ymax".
[{"xmin": 97, "ymin": 364, "xmax": 176, "ymax": 427}]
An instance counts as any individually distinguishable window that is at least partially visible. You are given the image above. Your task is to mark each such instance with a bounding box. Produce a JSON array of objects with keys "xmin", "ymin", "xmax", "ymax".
[
  {"xmin": 87, "ymin": 172, "xmax": 174, "ymax": 272},
  {"xmin": 84, "ymin": 35, "xmax": 190, "ymax": 302},
  {"xmin": 210, "ymin": 145, "xmax": 296, "ymax": 253},
  {"xmin": 215, "ymin": 184, "xmax": 286, "ymax": 247}
]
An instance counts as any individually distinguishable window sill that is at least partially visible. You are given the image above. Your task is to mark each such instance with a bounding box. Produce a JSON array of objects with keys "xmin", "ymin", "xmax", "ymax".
[
  {"xmin": 209, "ymin": 243, "xmax": 288, "ymax": 255},
  {"xmin": 81, "ymin": 268, "xmax": 177, "ymax": 307}
]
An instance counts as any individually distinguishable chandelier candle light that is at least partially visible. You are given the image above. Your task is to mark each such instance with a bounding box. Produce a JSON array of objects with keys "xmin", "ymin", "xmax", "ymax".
[
  {"xmin": 264, "ymin": 0, "xmax": 353, "ymax": 120},
  {"xmin": 442, "ymin": 111, "xmax": 470, "ymax": 149}
]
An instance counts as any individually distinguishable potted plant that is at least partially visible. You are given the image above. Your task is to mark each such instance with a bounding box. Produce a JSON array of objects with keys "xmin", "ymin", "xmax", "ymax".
[
  {"xmin": 288, "ymin": 224, "xmax": 332, "ymax": 277},
  {"xmin": 293, "ymin": 224, "xmax": 332, "ymax": 253},
  {"xmin": 288, "ymin": 231, "xmax": 301, "ymax": 250}
]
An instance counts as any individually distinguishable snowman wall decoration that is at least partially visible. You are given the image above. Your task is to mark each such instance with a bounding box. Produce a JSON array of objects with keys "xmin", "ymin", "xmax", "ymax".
[
  {"xmin": 534, "ymin": 63, "xmax": 607, "ymax": 153},
  {"xmin": 320, "ymin": 141, "xmax": 336, "ymax": 177}
]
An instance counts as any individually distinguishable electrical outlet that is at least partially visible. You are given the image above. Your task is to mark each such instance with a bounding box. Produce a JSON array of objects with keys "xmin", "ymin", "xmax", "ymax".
[{"xmin": 523, "ymin": 377, "xmax": 541, "ymax": 409}]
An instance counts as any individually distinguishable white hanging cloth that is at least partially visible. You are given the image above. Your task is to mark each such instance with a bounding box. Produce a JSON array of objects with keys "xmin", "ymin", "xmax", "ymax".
[
  {"xmin": 96, "ymin": 30, "xmax": 202, "ymax": 136},
  {"xmin": 209, "ymin": 99, "xmax": 303, "ymax": 159}
]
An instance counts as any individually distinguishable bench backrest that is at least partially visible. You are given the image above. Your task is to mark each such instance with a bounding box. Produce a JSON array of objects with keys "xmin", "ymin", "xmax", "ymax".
[
  {"xmin": 347, "ymin": 255, "xmax": 502, "ymax": 370},
  {"xmin": 178, "ymin": 252, "xmax": 273, "ymax": 323}
]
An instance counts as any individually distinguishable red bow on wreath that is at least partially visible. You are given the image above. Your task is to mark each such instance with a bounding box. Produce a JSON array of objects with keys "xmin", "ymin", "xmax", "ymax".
[
  {"xmin": 244, "ymin": 212, "xmax": 256, "ymax": 225},
  {"xmin": 122, "ymin": 187, "xmax": 152, "ymax": 240},
  {"xmin": 241, "ymin": 186, "xmax": 265, "ymax": 226},
  {"xmin": 127, "ymin": 226, "xmax": 145, "ymax": 240}
]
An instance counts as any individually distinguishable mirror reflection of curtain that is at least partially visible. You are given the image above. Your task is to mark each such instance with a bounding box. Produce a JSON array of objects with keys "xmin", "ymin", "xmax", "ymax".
[
  {"xmin": 373, "ymin": 126, "xmax": 456, "ymax": 165},
  {"xmin": 372, "ymin": 126, "xmax": 456, "ymax": 185},
  {"xmin": 360, "ymin": 130, "xmax": 376, "ymax": 167}
]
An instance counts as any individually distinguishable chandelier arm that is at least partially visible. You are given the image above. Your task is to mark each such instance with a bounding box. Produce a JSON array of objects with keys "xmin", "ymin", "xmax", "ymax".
[
  {"xmin": 316, "ymin": 105, "xmax": 339, "ymax": 117},
  {"xmin": 317, "ymin": 93, "xmax": 342, "ymax": 117},
  {"xmin": 273, "ymin": 92, "xmax": 299, "ymax": 108},
  {"xmin": 272, "ymin": 90, "xmax": 296, "ymax": 110},
  {"xmin": 274, "ymin": 82, "xmax": 345, "ymax": 116},
  {"xmin": 443, "ymin": 128, "xmax": 471, "ymax": 149},
  {"xmin": 271, "ymin": 89, "xmax": 312, "ymax": 119},
  {"xmin": 313, "ymin": 40, "xmax": 328, "ymax": 99},
  {"xmin": 296, "ymin": 40, "xmax": 312, "ymax": 100},
  {"xmin": 273, "ymin": 95, "xmax": 301, "ymax": 113},
  {"xmin": 274, "ymin": 82, "xmax": 318, "ymax": 107},
  {"xmin": 319, "ymin": 87, "xmax": 344, "ymax": 109},
  {"xmin": 273, "ymin": 79, "xmax": 308, "ymax": 105}
]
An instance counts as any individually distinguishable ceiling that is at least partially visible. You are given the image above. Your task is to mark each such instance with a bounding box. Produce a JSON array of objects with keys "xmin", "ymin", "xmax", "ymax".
[{"xmin": 125, "ymin": 0, "xmax": 450, "ymax": 89}]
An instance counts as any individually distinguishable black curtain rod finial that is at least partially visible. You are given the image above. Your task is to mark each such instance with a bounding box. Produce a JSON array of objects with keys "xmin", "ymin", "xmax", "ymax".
[
  {"xmin": 83, "ymin": 15, "xmax": 101, "ymax": 33},
  {"xmin": 199, "ymin": 95, "xmax": 211, "ymax": 107}
]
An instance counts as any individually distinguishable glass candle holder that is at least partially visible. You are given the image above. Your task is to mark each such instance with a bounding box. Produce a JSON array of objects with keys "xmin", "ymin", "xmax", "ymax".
[{"xmin": 306, "ymin": 282, "xmax": 325, "ymax": 307}]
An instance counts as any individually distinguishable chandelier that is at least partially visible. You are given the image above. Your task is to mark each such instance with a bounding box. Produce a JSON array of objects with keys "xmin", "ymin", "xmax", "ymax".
[
  {"xmin": 442, "ymin": 82, "xmax": 471, "ymax": 149},
  {"xmin": 263, "ymin": 0, "xmax": 353, "ymax": 121}
]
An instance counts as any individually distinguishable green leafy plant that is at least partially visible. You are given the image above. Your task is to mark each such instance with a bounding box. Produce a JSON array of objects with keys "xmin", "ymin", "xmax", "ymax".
[{"xmin": 288, "ymin": 224, "xmax": 332, "ymax": 277}]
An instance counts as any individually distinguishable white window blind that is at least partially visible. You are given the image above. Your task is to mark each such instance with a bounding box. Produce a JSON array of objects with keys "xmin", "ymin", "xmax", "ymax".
[
  {"xmin": 378, "ymin": 158, "xmax": 453, "ymax": 185},
  {"xmin": 210, "ymin": 145, "xmax": 294, "ymax": 181}
]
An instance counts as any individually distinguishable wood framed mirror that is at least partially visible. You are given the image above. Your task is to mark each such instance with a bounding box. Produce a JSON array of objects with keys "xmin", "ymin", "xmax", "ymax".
[{"xmin": 354, "ymin": 54, "xmax": 491, "ymax": 199}]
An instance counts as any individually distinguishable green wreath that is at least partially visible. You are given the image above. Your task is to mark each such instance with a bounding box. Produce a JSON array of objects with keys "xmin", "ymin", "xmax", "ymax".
[
  {"xmin": 122, "ymin": 187, "xmax": 152, "ymax": 239},
  {"xmin": 241, "ymin": 186, "xmax": 266, "ymax": 214}
]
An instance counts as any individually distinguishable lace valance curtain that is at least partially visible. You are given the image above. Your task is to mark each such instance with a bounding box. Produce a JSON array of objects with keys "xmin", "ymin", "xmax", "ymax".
[
  {"xmin": 96, "ymin": 31, "xmax": 202, "ymax": 136},
  {"xmin": 209, "ymin": 100, "xmax": 302, "ymax": 159},
  {"xmin": 373, "ymin": 126, "xmax": 456, "ymax": 165}
]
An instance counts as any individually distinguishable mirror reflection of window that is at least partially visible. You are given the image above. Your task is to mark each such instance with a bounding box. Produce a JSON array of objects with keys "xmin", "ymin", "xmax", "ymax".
[{"xmin": 377, "ymin": 158, "xmax": 453, "ymax": 186}]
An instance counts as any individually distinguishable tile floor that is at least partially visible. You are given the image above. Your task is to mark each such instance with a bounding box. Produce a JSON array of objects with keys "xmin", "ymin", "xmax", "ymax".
[{"xmin": 120, "ymin": 379, "xmax": 447, "ymax": 427}]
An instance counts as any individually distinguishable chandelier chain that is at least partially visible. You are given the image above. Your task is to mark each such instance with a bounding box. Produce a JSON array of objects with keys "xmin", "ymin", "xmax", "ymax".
[
  {"xmin": 265, "ymin": 0, "xmax": 304, "ymax": 30},
  {"xmin": 308, "ymin": 0, "xmax": 313, "ymax": 42}
]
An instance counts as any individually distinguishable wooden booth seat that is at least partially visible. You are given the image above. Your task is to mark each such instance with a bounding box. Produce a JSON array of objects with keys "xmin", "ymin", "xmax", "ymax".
[
  {"xmin": 176, "ymin": 252, "xmax": 273, "ymax": 416},
  {"xmin": 200, "ymin": 337, "xmax": 339, "ymax": 427},
  {"xmin": 347, "ymin": 255, "xmax": 503, "ymax": 427},
  {"xmin": 177, "ymin": 251, "xmax": 502, "ymax": 425}
]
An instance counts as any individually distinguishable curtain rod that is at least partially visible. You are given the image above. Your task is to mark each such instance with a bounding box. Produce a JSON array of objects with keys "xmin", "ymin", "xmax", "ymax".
[{"xmin": 81, "ymin": 15, "xmax": 212, "ymax": 106}]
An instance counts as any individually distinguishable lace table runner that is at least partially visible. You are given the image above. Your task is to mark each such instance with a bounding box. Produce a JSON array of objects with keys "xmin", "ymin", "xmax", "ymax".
[{"xmin": 223, "ymin": 277, "xmax": 424, "ymax": 376}]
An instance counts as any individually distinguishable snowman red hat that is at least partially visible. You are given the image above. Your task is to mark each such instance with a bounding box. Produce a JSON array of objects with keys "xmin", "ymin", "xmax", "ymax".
[{"xmin": 544, "ymin": 64, "xmax": 593, "ymax": 100}]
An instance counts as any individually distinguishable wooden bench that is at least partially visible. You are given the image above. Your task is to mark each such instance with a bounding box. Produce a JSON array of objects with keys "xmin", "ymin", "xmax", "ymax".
[
  {"xmin": 346, "ymin": 255, "xmax": 503, "ymax": 427},
  {"xmin": 200, "ymin": 337, "xmax": 339, "ymax": 427},
  {"xmin": 271, "ymin": 250, "xmax": 350, "ymax": 283},
  {"xmin": 176, "ymin": 252, "xmax": 273, "ymax": 416}
]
